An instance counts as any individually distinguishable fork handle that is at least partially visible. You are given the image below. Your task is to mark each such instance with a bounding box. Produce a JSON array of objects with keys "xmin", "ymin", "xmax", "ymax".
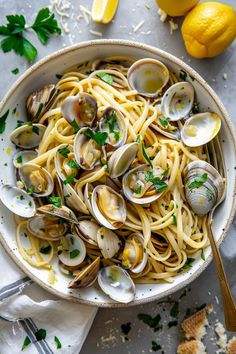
[{"xmin": 208, "ymin": 223, "xmax": 236, "ymax": 331}]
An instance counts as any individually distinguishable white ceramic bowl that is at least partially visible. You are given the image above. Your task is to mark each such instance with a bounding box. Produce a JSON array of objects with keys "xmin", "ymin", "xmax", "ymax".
[{"xmin": 0, "ymin": 40, "xmax": 236, "ymax": 307}]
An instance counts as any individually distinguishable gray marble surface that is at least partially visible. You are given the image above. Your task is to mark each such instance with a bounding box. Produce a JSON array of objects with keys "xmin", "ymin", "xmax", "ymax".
[{"xmin": 0, "ymin": 0, "xmax": 235, "ymax": 353}]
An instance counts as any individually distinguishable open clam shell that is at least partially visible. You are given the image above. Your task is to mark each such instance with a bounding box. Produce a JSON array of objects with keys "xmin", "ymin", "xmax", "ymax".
[
  {"xmin": 122, "ymin": 233, "xmax": 148, "ymax": 274},
  {"xmin": 108, "ymin": 142, "xmax": 139, "ymax": 178},
  {"xmin": 26, "ymin": 84, "xmax": 56, "ymax": 121},
  {"xmin": 61, "ymin": 93, "xmax": 97, "ymax": 128},
  {"xmin": 161, "ymin": 82, "xmax": 194, "ymax": 121},
  {"xmin": 13, "ymin": 150, "xmax": 38, "ymax": 168},
  {"xmin": 97, "ymin": 227, "xmax": 121, "ymax": 259},
  {"xmin": 127, "ymin": 58, "xmax": 169, "ymax": 97},
  {"xmin": 37, "ymin": 204, "xmax": 78, "ymax": 224},
  {"xmin": 91, "ymin": 185, "xmax": 126, "ymax": 230},
  {"xmin": 98, "ymin": 265, "xmax": 136, "ymax": 303},
  {"xmin": 27, "ymin": 214, "xmax": 67, "ymax": 241},
  {"xmin": 72, "ymin": 219, "xmax": 99, "ymax": 246},
  {"xmin": 63, "ymin": 183, "xmax": 89, "ymax": 215},
  {"xmin": 99, "ymin": 107, "xmax": 127, "ymax": 148},
  {"xmin": 19, "ymin": 163, "xmax": 54, "ymax": 197},
  {"xmin": 55, "ymin": 144, "xmax": 78, "ymax": 182},
  {"xmin": 181, "ymin": 112, "xmax": 221, "ymax": 147},
  {"xmin": 10, "ymin": 124, "xmax": 46, "ymax": 149},
  {"xmin": 58, "ymin": 233, "xmax": 86, "ymax": 267},
  {"xmin": 184, "ymin": 160, "xmax": 224, "ymax": 215},
  {"xmin": 68, "ymin": 257, "xmax": 100, "ymax": 289},
  {"xmin": 0, "ymin": 184, "xmax": 36, "ymax": 218}
]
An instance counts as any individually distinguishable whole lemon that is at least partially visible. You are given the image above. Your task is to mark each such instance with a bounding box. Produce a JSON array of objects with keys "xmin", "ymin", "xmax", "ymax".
[
  {"xmin": 156, "ymin": 0, "xmax": 199, "ymax": 17},
  {"xmin": 182, "ymin": 2, "xmax": 236, "ymax": 58}
]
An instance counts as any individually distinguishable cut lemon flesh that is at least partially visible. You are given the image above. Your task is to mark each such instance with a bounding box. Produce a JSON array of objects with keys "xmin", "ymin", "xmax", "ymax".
[{"xmin": 92, "ymin": 0, "xmax": 119, "ymax": 24}]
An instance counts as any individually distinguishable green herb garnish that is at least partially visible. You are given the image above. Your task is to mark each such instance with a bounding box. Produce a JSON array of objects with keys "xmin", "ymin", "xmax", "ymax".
[
  {"xmin": 11, "ymin": 67, "xmax": 19, "ymax": 74},
  {"xmin": 142, "ymin": 144, "xmax": 153, "ymax": 168},
  {"xmin": 138, "ymin": 313, "xmax": 162, "ymax": 332},
  {"xmin": 172, "ymin": 214, "xmax": 177, "ymax": 226},
  {"xmin": 20, "ymin": 195, "xmax": 25, "ymax": 200},
  {"xmin": 151, "ymin": 341, "xmax": 162, "ymax": 352},
  {"xmin": 16, "ymin": 155, "xmax": 23, "ymax": 164},
  {"xmin": 71, "ymin": 119, "xmax": 80, "ymax": 132},
  {"xmin": 145, "ymin": 171, "xmax": 168, "ymax": 192},
  {"xmin": 63, "ymin": 173, "xmax": 75, "ymax": 185},
  {"xmin": 168, "ymin": 320, "xmax": 178, "ymax": 328},
  {"xmin": 201, "ymin": 249, "xmax": 205, "ymax": 261},
  {"xmin": 21, "ymin": 336, "xmax": 31, "ymax": 351},
  {"xmin": 136, "ymin": 135, "xmax": 142, "ymax": 143},
  {"xmin": 183, "ymin": 257, "xmax": 195, "ymax": 269},
  {"xmin": 188, "ymin": 173, "xmax": 208, "ymax": 190},
  {"xmin": 179, "ymin": 69, "xmax": 187, "ymax": 81},
  {"xmin": 70, "ymin": 249, "xmax": 80, "ymax": 259},
  {"xmin": 27, "ymin": 186, "xmax": 35, "ymax": 195},
  {"xmin": 35, "ymin": 328, "xmax": 46, "ymax": 341},
  {"xmin": 0, "ymin": 8, "xmax": 61, "ymax": 61},
  {"xmin": 67, "ymin": 159, "xmax": 79, "ymax": 169},
  {"xmin": 192, "ymin": 101, "xmax": 200, "ymax": 114},
  {"xmin": 159, "ymin": 117, "xmax": 170, "ymax": 128},
  {"xmin": 48, "ymin": 196, "xmax": 62, "ymax": 207},
  {"xmin": 206, "ymin": 188, "xmax": 214, "ymax": 201},
  {"xmin": 40, "ymin": 245, "xmax": 52, "ymax": 254},
  {"xmin": 0, "ymin": 110, "xmax": 9, "ymax": 134},
  {"xmin": 121, "ymin": 322, "xmax": 131, "ymax": 336},
  {"xmin": 28, "ymin": 201, "xmax": 32, "ymax": 207},
  {"xmin": 54, "ymin": 336, "xmax": 62, "ymax": 349},
  {"xmin": 58, "ymin": 145, "xmax": 70, "ymax": 158},
  {"xmin": 84, "ymin": 128, "xmax": 108, "ymax": 147},
  {"xmin": 170, "ymin": 302, "xmax": 179, "ymax": 318},
  {"xmin": 33, "ymin": 102, "xmax": 44, "ymax": 121},
  {"xmin": 134, "ymin": 186, "xmax": 142, "ymax": 194},
  {"xmin": 32, "ymin": 125, "xmax": 39, "ymax": 135},
  {"xmin": 97, "ymin": 72, "xmax": 113, "ymax": 85},
  {"xmin": 162, "ymin": 167, "xmax": 169, "ymax": 176}
]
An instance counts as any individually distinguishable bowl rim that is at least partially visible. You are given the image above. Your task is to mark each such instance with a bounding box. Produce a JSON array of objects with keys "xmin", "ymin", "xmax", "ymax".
[{"xmin": 0, "ymin": 39, "xmax": 236, "ymax": 307}]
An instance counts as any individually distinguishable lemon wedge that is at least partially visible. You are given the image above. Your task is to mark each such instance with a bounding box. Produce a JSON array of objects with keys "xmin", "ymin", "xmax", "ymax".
[{"xmin": 92, "ymin": 0, "xmax": 119, "ymax": 24}]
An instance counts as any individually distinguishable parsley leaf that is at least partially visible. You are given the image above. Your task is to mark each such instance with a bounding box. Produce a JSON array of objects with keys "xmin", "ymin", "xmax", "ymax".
[
  {"xmin": 70, "ymin": 249, "xmax": 80, "ymax": 258},
  {"xmin": 152, "ymin": 341, "xmax": 162, "ymax": 352},
  {"xmin": 121, "ymin": 322, "xmax": 131, "ymax": 336},
  {"xmin": 179, "ymin": 69, "xmax": 187, "ymax": 81},
  {"xmin": 97, "ymin": 72, "xmax": 113, "ymax": 85},
  {"xmin": 206, "ymin": 188, "xmax": 214, "ymax": 201},
  {"xmin": 21, "ymin": 336, "xmax": 31, "ymax": 351},
  {"xmin": 162, "ymin": 167, "xmax": 169, "ymax": 176},
  {"xmin": 71, "ymin": 119, "xmax": 80, "ymax": 132},
  {"xmin": 136, "ymin": 135, "xmax": 142, "ymax": 143},
  {"xmin": 142, "ymin": 144, "xmax": 153, "ymax": 168},
  {"xmin": 170, "ymin": 302, "xmax": 179, "ymax": 318},
  {"xmin": 63, "ymin": 173, "xmax": 75, "ymax": 185},
  {"xmin": 145, "ymin": 171, "xmax": 168, "ymax": 192},
  {"xmin": 32, "ymin": 8, "xmax": 61, "ymax": 45},
  {"xmin": 84, "ymin": 128, "xmax": 108, "ymax": 147},
  {"xmin": 32, "ymin": 125, "xmax": 39, "ymax": 135},
  {"xmin": 188, "ymin": 173, "xmax": 208, "ymax": 190},
  {"xmin": 27, "ymin": 186, "xmax": 35, "ymax": 195},
  {"xmin": 58, "ymin": 145, "xmax": 70, "ymax": 158},
  {"xmin": 183, "ymin": 257, "xmax": 195, "ymax": 269},
  {"xmin": 159, "ymin": 117, "xmax": 170, "ymax": 128},
  {"xmin": 35, "ymin": 328, "xmax": 46, "ymax": 341},
  {"xmin": 138, "ymin": 313, "xmax": 162, "ymax": 332},
  {"xmin": 134, "ymin": 186, "xmax": 142, "ymax": 194},
  {"xmin": 54, "ymin": 336, "xmax": 62, "ymax": 349},
  {"xmin": 0, "ymin": 109, "xmax": 9, "ymax": 134},
  {"xmin": 172, "ymin": 214, "xmax": 177, "ymax": 226},
  {"xmin": 48, "ymin": 196, "xmax": 62, "ymax": 207},
  {"xmin": 168, "ymin": 320, "xmax": 178, "ymax": 328},
  {"xmin": 16, "ymin": 155, "xmax": 23, "ymax": 164},
  {"xmin": 40, "ymin": 245, "xmax": 52, "ymax": 254},
  {"xmin": 67, "ymin": 159, "xmax": 79, "ymax": 169},
  {"xmin": 201, "ymin": 249, "xmax": 205, "ymax": 261},
  {"xmin": 11, "ymin": 67, "xmax": 19, "ymax": 74}
]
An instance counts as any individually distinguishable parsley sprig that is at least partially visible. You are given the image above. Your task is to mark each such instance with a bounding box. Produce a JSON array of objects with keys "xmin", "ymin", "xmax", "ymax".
[
  {"xmin": 84, "ymin": 128, "xmax": 108, "ymax": 147},
  {"xmin": 103, "ymin": 111, "xmax": 120, "ymax": 142},
  {"xmin": 188, "ymin": 173, "xmax": 208, "ymax": 190},
  {"xmin": 0, "ymin": 8, "xmax": 61, "ymax": 61},
  {"xmin": 145, "ymin": 170, "xmax": 168, "ymax": 192}
]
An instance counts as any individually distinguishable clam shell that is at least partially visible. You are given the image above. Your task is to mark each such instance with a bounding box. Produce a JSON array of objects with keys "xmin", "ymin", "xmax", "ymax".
[
  {"xmin": 63, "ymin": 183, "xmax": 89, "ymax": 215},
  {"xmin": 37, "ymin": 204, "xmax": 78, "ymax": 224},
  {"xmin": 161, "ymin": 82, "xmax": 194, "ymax": 121},
  {"xmin": 10, "ymin": 124, "xmax": 46, "ymax": 149},
  {"xmin": 99, "ymin": 107, "xmax": 127, "ymax": 148},
  {"xmin": 58, "ymin": 234, "xmax": 86, "ymax": 267},
  {"xmin": 73, "ymin": 219, "xmax": 99, "ymax": 246},
  {"xmin": 13, "ymin": 150, "xmax": 38, "ymax": 168},
  {"xmin": 26, "ymin": 84, "xmax": 56, "ymax": 121},
  {"xmin": 27, "ymin": 214, "xmax": 67, "ymax": 240},
  {"xmin": 122, "ymin": 233, "xmax": 148, "ymax": 274},
  {"xmin": 127, "ymin": 58, "xmax": 169, "ymax": 97},
  {"xmin": 97, "ymin": 227, "xmax": 121, "ymax": 259},
  {"xmin": 68, "ymin": 257, "xmax": 100, "ymax": 289},
  {"xmin": 54, "ymin": 144, "xmax": 77, "ymax": 181},
  {"xmin": 108, "ymin": 142, "xmax": 139, "ymax": 178}
]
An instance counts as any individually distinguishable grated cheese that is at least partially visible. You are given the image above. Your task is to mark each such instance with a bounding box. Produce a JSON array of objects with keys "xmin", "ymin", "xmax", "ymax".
[
  {"xmin": 158, "ymin": 8, "xmax": 167, "ymax": 22},
  {"xmin": 133, "ymin": 20, "xmax": 145, "ymax": 33},
  {"xmin": 215, "ymin": 320, "xmax": 227, "ymax": 353},
  {"xmin": 169, "ymin": 19, "xmax": 178, "ymax": 35},
  {"xmin": 49, "ymin": 0, "xmax": 71, "ymax": 33},
  {"xmin": 215, "ymin": 295, "xmax": 219, "ymax": 305},
  {"xmin": 89, "ymin": 29, "xmax": 103, "ymax": 37},
  {"xmin": 79, "ymin": 5, "xmax": 92, "ymax": 25},
  {"xmin": 222, "ymin": 73, "xmax": 228, "ymax": 80}
]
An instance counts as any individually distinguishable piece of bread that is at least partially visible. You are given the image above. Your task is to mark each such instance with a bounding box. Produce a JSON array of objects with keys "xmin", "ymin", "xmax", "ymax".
[
  {"xmin": 227, "ymin": 337, "xmax": 236, "ymax": 354},
  {"xmin": 182, "ymin": 309, "xmax": 208, "ymax": 340},
  {"xmin": 177, "ymin": 339, "xmax": 206, "ymax": 354}
]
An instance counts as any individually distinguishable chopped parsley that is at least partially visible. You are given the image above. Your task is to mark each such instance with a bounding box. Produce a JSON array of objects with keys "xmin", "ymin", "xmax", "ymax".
[
  {"xmin": 188, "ymin": 173, "xmax": 208, "ymax": 190},
  {"xmin": 179, "ymin": 69, "xmax": 187, "ymax": 81},
  {"xmin": 84, "ymin": 128, "xmax": 108, "ymax": 147},
  {"xmin": 134, "ymin": 186, "xmax": 142, "ymax": 194},
  {"xmin": 172, "ymin": 214, "xmax": 177, "ymax": 226},
  {"xmin": 121, "ymin": 322, "xmax": 131, "ymax": 336},
  {"xmin": 16, "ymin": 155, "xmax": 23, "ymax": 164},
  {"xmin": 96, "ymin": 72, "xmax": 113, "ymax": 85},
  {"xmin": 168, "ymin": 320, "xmax": 178, "ymax": 328},
  {"xmin": 99, "ymin": 158, "xmax": 109, "ymax": 172},
  {"xmin": 142, "ymin": 144, "xmax": 153, "ymax": 168},
  {"xmin": 206, "ymin": 188, "xmax": 214, "ymax": 201},
  {"xmin": 151, "ymin": 341, "xmax": 162, "ymax": 351},
  {"xmin": 40, "ymin": 245, "xmax": 52, "ymax": 254},
  {"xmin": 183, "ymin": 257, "xmax": 195, "ymax": 269},
  {"xmin": 28, "ymin": 201, "xmax": 32, "ymax": 207},
  {"xmin": 67, "ymin": 159, "xmax": 79, "ymax": 169},
  {"xmin": 159, "ymin": 117, "xmax": 170, "ymax": 128},
  {"xmin": 63, "ymin": 173, "xmax": 75, "ymax": 185},
  {"xmin": 35, "ymin": 328, "xmax": 46, "ymax": 341},
  {"xmin": 138, "ymin": 313, "xmax": 162, "ymax": 332},
  {"xmin": 170, "ymin": 302, "xmax": 179, "ymax": 318},
  {"xmin": 70, "ymin": 249, "xmax": 80, "ymax": 258},
  {"xmin": 192, "ymin": 101, "xmax": 200, "ymax": 114},
  {"xmin": 145, "ymin": 171, "xmax": 168, "ymax": 193},
  {"xmin": 21, "ymin": 336, "xmax": 31, "ymax": 351},
  {"xmin": 0, "ymin": 109, "xmax": 9, "ymax": 134},
  {"xmin": 136, "ymin": 135, "xmax": 142, "ymax": 143},
  {"xmin": 71, "ymin": 119, "xmax": 80, "ymax": 132},
  {"xmin": 32, "ymin": 125, "xmax": 39, "ymax": 135},
  {"xmin": 58, "ymin": 145, "xmax": 70, "ymax": 158},
  {"xmin": 54, "ymin": 336, "xmax": 62, "ymax": 349},
  {"xmin": 27, "ymin": 186, "xmax": 35, "ymax": 195},
  {"xmin": 48, "ymin": 196, "xmax": 62, "ymax": 207},
  {"xmin": 201, "ymin": 249, "xmax": 205, "ymax": 261},
  {"xmin": 20, "ymin": 195, "xmax": 25, "ymax": 200},
  {"xmin": 162, "ymin": 167, "xmax": 169, "ymax": 177},
  {"xmin": 33, "ymin": 102, "xmax": 44, "ymax": 121},
  {"xmin": 11, "ymin": 67, "xmax": 19, "ymax": 74}
]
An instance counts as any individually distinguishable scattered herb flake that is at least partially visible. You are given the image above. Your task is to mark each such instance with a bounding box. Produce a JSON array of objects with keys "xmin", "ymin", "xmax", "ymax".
[
  {"xmin": 168, "ymin": 320, "xmax": 178, "ymax": 328},
  {"xmin": 70, "ymin": 249, "xmax": 80, "ymax": 259},
  {"xmin": 0, "ymin": 109, "xmax": 9, "ymax": 134},
  {"xmin": 35, "ymin": 328, "xmax": 46, "ymax": 341},
  {"xmin": 162, "ymin": 167, "xmax": 169, "ymax": 176},
  {"xmin": 183, "ymin": 257, "xmax": 195, "ymax": 269},
  {"xmin": 172, "ymin": 214, "xmax": 177, "ymax": 226},
  {"xmin": 63, "ymin": 173, "xmax": 75, "ymax": 185},
  {"xmin": 58, "ymin": 145, "xmax": 70, "ymax": 158},
  {"xmin": 138, "ymin": 313, "xmax": 162, "ymax": 332},
  {"xmin": 206, "ymin": 188, "xmax": 214, "ymax": 201},
  {"xmin": 16, "ymin": 155, "xmax": 23, "ymax": 164},
  {"xmin": 152, "ymin": 341, "xmax": 162, "ymax": 351},
  {"xmin": 48, "ymin": 196, "xmax": 62, "ymax": 207},
  {"xmin": 136, "ymin": 135, "xmax": 142, "ymax": 143},
  {"xmin": 67, "ymin": 159, "xmax": 79, "ymax": 169},
  {"xmin": 32, "ymin": 125, "xmax": 39, "ymax": 135},
  {"xmin": 84, "ymin": 128, "xmax": 108, "ymax": 147},
  {"xmin": 188, "ymin": 173, "xmax": 208, "ymax": 190},
  {"xmin": 33, "ymin": 102, "xmax": 44, "ymax": 121},
  {"xmin": 121, "ymin": 322, "xmax": 131, "ymax": 336},
  {"xmin": 54, "ymin": 336, "xmax": 62, "ymax": 349},
  {"xmin": 170, "ymin": 302, "xmax": 179, "ymax": 318},
  {"xmin": 201, "ymin": 249, "xmax": 205, "ymax": 261},
  {"xmin": 27, "ymin": 186, "xmax": 35, "ymax": 195},
  {"xmin": 134, "ymin": 186, "xmax": 142, "ymax": 194},
  {"xmin": 28, "ymin": 201, "xmax": 32, "ymax": 207},
  {"xmin": 192, "ymin": 102, "xmax": 200, "ymax": 114},
  {"xmin": 21, "ymin": 336, "xmax": 31, "ymax": 351},
  {"xmin": 145, "ymin": 171, "xmax": 168, "ymax": 192},
  {"xmin": 179, "ymin": 69, "xmax": 187, "ymax": 81},
  {"xmin": 11, "ymin": 67, "xmax": 19, "ymax": 74},
  {"xmin": 20, "ymin": 195, "xmax": 25, "ymax": 200},
  {"xmin": 159, "ymin": 117, "xmax": 170, "ymax": 128},
  {"xmin": 40, "ymin": 245, "xmax": 52, "ymax": 254},
  {"xmin": 71, "ymin": 119, "xmax": 80, "ymax": 132},
  {"xmin": 96, "ymin": 72, "xmax": 113, "ymax": 85},
  {"xmin": 142, "ymin": 144, "xmax": 153, "ymax": 168}
]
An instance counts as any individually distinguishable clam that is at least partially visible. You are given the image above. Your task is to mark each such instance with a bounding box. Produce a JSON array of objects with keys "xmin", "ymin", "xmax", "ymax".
[
  {"xmin": 84, "ymin": 183, "xmax": 94, "ymax": 216},
  {"xmin": 74, "ymin": 127, "xmax": 106, "ymax": 170},
  {"xmin": 58, "ymin": 234, "xmax": 86, "ymax": 267},
  {"xmin": 184, "ymin": 160, "xmax": 224, "ymax": 215},
  {"xmin": 181, "ymin": 112, "xmax": 221, "ymax": 147},
  {"xmin": 68, "ymin": 256, "xmax": 100, "ymax": 289},
  {"xmin": 108, "ymin": 142, "xmax": 139, "ymax": 178},
  {"xmin": 61, "ymin": 93, "xmax": 97, "ymax": 128},
  {"xmin": 0, "ymin": 184, "xmax": 36, "ymax": 218},
  {"xmin": 161, "ymin": 82, "xmax": 194, "ymax": 121},
  {"xmin": 63, "ymin": 183, "xmax": 89, "ymax": 215},
  {"xmin": 26, "ymin": 84, "xmax": 56, "ymax": 121},
  {"xmin": 13, "ymin": 150, "xmax": 38, "ymax": 168},
  {"xmin": 19, "ymin": 163, "xmax": 54, "ymax": 197},
  {"xmin": 99, "ymin": 107, "xmax": 127, "ymax": 148},
  {"xmin": 91, "ymin": 185, "xmax": 126, "ymax": 229},
  {"xmin": 122, "ymin": 233, "xmax": 147, "ymax": 274},
  {"xmin": 127, "ymin": 58, "xmax": 169, "ymax": 97},
  {"xmin": 55, "ymin": 144, "xmax": 78, "ymax": 182},
  {"xmin": 98, "ymin": 265, "xmax": 136, "ymax": 303},
  {"xmin": 10, "ymin": 124, "xmax": 46, "ymax": 149},
  {"xmin": 123, "ymin": 164, "xmax": 168, "ymax": 204},
  {"xmin": 72, "ymin": 219, "xmax": 99, "ymax": 245},
  {"xmin": 97, "ymin": 227, "xmax": 121, "ymax": 259},
  {"xmin": 37, "ymin": 204, "xmax": 78, "ymax": 224},
  {"xmin": 27, "ymin": 214, "xmax": 67, "ymax": 240}
]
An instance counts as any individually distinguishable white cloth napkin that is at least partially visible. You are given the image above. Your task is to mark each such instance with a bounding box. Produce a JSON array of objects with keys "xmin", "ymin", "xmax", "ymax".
[{"xmin": 0, "ymin": 246, "xmax": 97, "ymax": 354}]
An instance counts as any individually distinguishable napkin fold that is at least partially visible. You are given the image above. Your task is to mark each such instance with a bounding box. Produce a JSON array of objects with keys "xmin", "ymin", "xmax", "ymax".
[{"xmin": 0, "ymin": 247, "xmax": 97, "ymax": 354}]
